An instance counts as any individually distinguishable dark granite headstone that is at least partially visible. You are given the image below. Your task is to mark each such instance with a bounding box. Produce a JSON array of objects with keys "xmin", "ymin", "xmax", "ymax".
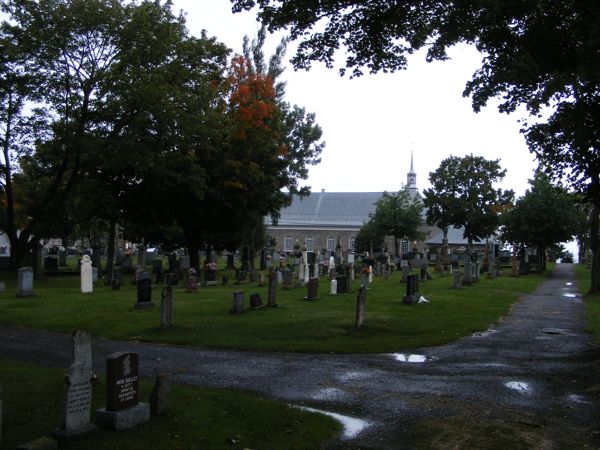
[
  {"xmin": 134, "ymin": 277, "xmax": 153, "ymax": 309},
  {"xmin": 336, "ymin": 275, "xmax": 348, "ymax": 294},
  {"xmin": 250, "ymin": 293, "xmax": 264, "ymax": 309},
  {"xmin": 230, "ymin": 291, "xmax": 244, "ymax": 314},
  {"xmin": 304, "ymin": 277, "xmax": 319, "ymax": 301},
  {"xmin": 403, "ymin": 274, "xmax": 420, "ymax": 304},
  {"xmin": 267, "ymin": 270, "xmax": 278, "ymax": 307},
  {"xmin": 106, "ymin": 352, "xmax": 139, "ymax": 411},
  {"xmin": 160, "ymin": 286, "xmax": 173, "ymax": 328}
]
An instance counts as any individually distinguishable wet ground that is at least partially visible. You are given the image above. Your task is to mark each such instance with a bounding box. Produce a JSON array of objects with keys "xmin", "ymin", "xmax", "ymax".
[{"xmin": 1, "ymin": 264, "xmax": 598, "ymax": 448}]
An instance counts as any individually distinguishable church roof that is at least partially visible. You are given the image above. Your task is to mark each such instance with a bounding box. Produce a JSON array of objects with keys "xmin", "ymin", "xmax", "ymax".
[
  {"xmin": 424, "ymin": 226, "xmax": 485, "ymax": 246},
  {"xmin": 266, "ymin": 192, "xmax": 383, "ymax": 228}
]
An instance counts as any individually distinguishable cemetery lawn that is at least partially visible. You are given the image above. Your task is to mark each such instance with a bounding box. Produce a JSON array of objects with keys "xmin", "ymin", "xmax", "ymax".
[
  {"xmin": 0, "ymin": 357, "xmax": 341, "ymax": 450},
  {"xmin": 0, "ymin": 267, "xmax": 551, "ymax": 353},
  {"xmin": 575, "ymin": 264, "xmax": 600, "ymax": 344}
]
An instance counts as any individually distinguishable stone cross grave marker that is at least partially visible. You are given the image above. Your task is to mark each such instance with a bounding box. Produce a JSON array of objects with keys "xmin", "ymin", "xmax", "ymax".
[
  {"xmin": 55, "ymin": 329, "xmax": 95, "ymax": 438},
  {"xmin": 16, "ymin": 266, "xmax": 34, "ymax": 297},
  {"xmin": 80, "ymin": 255, "xmax": 93, "ymax": 293},
  {"xmin": 160, "ymin": 286, "xmax": 173, "ymax": 328},
  {"xmin": 355, "ymin": 285, "xmax": 367, "ymax": 329},
  {"xmin": 95, "ymin": 352, "xmax": 150, "ymax": 430}
]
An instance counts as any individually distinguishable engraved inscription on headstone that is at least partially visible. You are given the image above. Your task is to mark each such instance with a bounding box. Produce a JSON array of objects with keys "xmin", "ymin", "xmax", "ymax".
[{"xmin": 106, "ymin": 352, "xmax": 139, "ymax": 411}]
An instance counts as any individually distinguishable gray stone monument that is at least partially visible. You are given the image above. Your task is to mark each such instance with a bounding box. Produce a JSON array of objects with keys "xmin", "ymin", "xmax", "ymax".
[
  {"xmin": 80, "ymin": 255, "xmax": 93, "ymax": 293},
  {"xmin": 462, "ymin": 261, "xmax": 473, "ymax": 286},
  {"xmin": 230, "ymin": 291, "xmax": 244, "ymax": 314},
  {"xmin": 149, "ymin": 374, "xmax": 170, "ymax": 416},
  {"xmin": 355, "ymin": 285, "xmax": 367, "ymax": 329},
  {"xmin": 95, "ymin": 352, "xmax": 150, "ymax": 430},
  {"xmin": 160, "ymin": 286, "xmax": 173, "ymax": 328},
  {"xmin": 402, "ymin": 274, "xmax": 420, "ymax": 304},
  {"xmin": 179, "ymin": 255, "xmax": 190, "ymax": 271},
  {"xmin": 16, "ymin": 266, "xmax": 34, "ymax": 297},
  {"xmin": 55, "ymin": 329, "xmax": 95, "ymax": 438},
  {"xmin": 267, "ymin": 270, "xmax": 278, "ymax": 307},
  {"xmin": 452, "ymin": 269, "xmax": 462, "ymax": 289}
]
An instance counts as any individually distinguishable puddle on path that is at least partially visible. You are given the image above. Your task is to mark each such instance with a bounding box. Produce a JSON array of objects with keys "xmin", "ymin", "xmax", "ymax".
[
  {"xmin": 567, "ymin": 394, "xmax": 591, "ymax": 404},
  {"xmin": 338, "ymin": 371, "xmax": 370, "ymax": 382},
  {"xmin": 472, "ymin": 329, "xmax": 497, "ymax": 338},
  {"xmin": 563, "ymin": 293, "xmax": 579, "ymax": 298},
  {"xmin": 565, "ymin": 282, "xmax": 573, "ymax": 286},
  {"xmin": 389, "ymin": 353, "xmax": 437, "ymax": 363},
  {"xmin": 296, "ymin": 406, "xmax": 371, "ymax": 439},
  {"xmin": 505, "ymin": 381, "xmax": 532, "ymax": 393}
]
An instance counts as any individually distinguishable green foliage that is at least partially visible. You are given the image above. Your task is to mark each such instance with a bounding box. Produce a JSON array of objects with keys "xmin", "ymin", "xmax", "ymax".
[
  {"xmin": 355, "ymin": 218, "xmax": 384, "ymax": 254},
  {"xmin": 502, "ymin": 171, "xmax": 580, "ymax": 248},
  {"xmin": 424, "ymin": 155, "xmax": 514, "ymax": 249},
  {"xmin": 369, "ymin": 188, "xmax": 424, "ymax": 256}
]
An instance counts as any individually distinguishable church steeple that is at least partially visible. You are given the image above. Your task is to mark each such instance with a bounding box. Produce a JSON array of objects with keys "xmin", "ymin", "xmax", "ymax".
[{"xmin": 407, "ymin": 151, "xmax": 417, "ymax": 188}]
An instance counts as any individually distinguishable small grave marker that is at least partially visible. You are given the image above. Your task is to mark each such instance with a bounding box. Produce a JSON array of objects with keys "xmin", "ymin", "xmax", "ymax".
[
  {"xmin": 134, "ymin": 277, "xmax": 154, "ymax": 309},
  {"xmin": 230, "ymin": 291, "xmax": 245, "ymax": 314},
  {"xmin": 267, "ymin": 270, "xmax": 278, "ymax": 307},
  {"xmin": 149, "ymin": 374, "xmax": 170, "ymax": 416},
  {"xmin": 250, "ymin": 293, "xmax": 264, "ymax": 309},
  {"xmin": 160, "ymin": 286, "xmax": 173, "ymax": 328},
  {"xmin": 330, "ymin": 279, "xmax": 337, "ymax": 295},
  {"xmin": 16, "ymin": 266, "xmax": 34, "ymax": 297},
  {"xmin": 355, "ymin": 285, "xmax": 367, "ymax": 329}
]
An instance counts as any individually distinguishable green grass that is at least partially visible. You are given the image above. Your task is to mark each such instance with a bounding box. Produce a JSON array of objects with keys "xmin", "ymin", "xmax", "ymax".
[
  {"xmin": 574, "ymin": 263, "xmax": 600, "ymax": 345},
  {"xmin": 0, "ymin": 266, "xmax": 548, "ymax": 353},
  {"xmin": 0, "ymin": 358, "xmax": 340, "ymax": 450}
]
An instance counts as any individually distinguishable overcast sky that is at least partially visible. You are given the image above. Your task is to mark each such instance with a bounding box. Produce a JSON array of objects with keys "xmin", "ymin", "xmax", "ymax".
[{"xmin": 173, "ymin": 0, "xmax": 539, "ymax": 198}]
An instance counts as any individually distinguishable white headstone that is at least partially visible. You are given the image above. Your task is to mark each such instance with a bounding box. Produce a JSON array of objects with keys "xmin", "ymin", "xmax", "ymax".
[
  {"xmin": 17, "ymin": 266, "xmax": 34, "ymax": 297},
  {"xmin": 298, "ymin": 263, "xmax": 305, "ymax": 281},
  {"xmin": 304, "ymin": 264, "xmax": 310, "ymax": 283},
  {"xmin": 81, "ymin": 255, "xmax": 93, "ymax": 293},
  {"xmin": 61, "ymin": 362, "xmax": 94, "ymax": 435},
  {"xmin": 330, "ymin": 279, "xmax": 337, "ymax": 295},
  {"xmin": 347, "ymin": 253, "xmax": 355, "ymax": 264}
]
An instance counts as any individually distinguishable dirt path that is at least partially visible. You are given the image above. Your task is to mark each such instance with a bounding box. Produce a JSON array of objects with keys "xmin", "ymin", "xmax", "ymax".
[{"xmin": 1, "ymin": 264, "xmax": 598, "ymax": 448}]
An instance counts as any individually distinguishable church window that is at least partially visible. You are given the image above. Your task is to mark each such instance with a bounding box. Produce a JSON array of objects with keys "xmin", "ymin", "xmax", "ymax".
[
  {"xmin": 306, "ymin": 236, "xmax": 314, "ymax": 252},
  {"xmin": 349, "ymin": 236, "xmax": 356, "ymax": 251},
  {"xmin": 284, "ymin": 236, "xmax": 293, "ymax": 252},
  {"xmin": 401, "ymin": 239, "xmax": 409, "ymax": 255},
  {"xmin": 327, "ymin": 236, "xmax": 335, "ymax": 253}
]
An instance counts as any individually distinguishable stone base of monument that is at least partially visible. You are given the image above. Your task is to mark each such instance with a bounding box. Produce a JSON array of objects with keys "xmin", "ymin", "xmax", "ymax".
[
  {"xmin": 95, "ymin": 402, "xmax": 150, "ymax": 430},
  {"xmin": 133, "ymin": 301, "xmax": 155, "ymax": 310},
  {"xmin": 402, "ymin": 293, "xmax": 421, "ymax": 305},
  {"xmin": 53, "ymin": 423, "xmax": 97, "ymax": 439}
]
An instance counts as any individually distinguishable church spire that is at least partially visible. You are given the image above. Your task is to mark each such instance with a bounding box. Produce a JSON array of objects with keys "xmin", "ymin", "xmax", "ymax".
[{"xmin": 407, "ymin": 151, "xmax": 416, "ymax": 188}]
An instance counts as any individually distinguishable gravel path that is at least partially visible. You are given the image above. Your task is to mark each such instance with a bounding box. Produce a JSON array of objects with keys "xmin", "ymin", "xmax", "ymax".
[{"xmin": 1, "ymin": 263, "xmax": 598, "ymax": 448}]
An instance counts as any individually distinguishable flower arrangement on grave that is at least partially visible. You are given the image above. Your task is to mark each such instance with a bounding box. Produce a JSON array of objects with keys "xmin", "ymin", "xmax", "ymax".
[
  {"xmin": 188, "ymin": 268, "xmax": 197, "ymax": 276},
  {"xmin": 205, "ymin": 262, "xmax": 218, "ymax": 272},
  {"xmin": 361, "ymin": 266, "xmax": 370, "ymax": 274}
]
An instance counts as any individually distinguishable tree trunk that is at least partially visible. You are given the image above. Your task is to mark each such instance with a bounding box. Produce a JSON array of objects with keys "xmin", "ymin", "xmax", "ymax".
[
  {"xmin": 589, "ymin": 204, "xmax": 600, "ymax": 293},
  {"xmin": 105, "ymin": 220, "xmax": 117, "ymax": 282},
  {"xmin": 394, "ymin": 236, "xmax": 400, "ymax": 257},
  {"xmin": 188, "ymin": 243, "xmax": 200, "ymax": 269}
]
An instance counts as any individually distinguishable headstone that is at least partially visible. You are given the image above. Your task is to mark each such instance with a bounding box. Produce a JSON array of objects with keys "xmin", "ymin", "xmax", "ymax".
[
  {"xmin": 462, "ymin": 261, "xmax": 473, "ymax": 286},
  {"xmin": 222, "ymin": 275, "xmax": 229, "ymax": 285},
  {"xmin": 298, "ymin": 264, "xmax": 305, "ymax": 284},
  {"xmin": 137, "ymin": 246, "xmax": 146, "ymax": 268},
  {"xmin": 95, "ymin": 352, "xmax": 150, "ymax": 430},
  {"xmin": 347, "ymin": 253, "xmax": 355, "ymax": 264},
  {"xmin": 258, "ymin": 273, "xmax": 265, "ymax": 286},
  {"xmin": 226, "ymin": 254, "xmax": 235, "ymax": 269},
  {"xmin": 152, "ymin": 259, "xmax": 163, "ymax": 273},
  {"xmin": 145, "ymin": 250, "xmax": 156, "ymax": 266},
  {"xmin": 168, "ymin": 253, "xmax": 179, "ymax": 273},
  {"xmin": 250, "ymin": 293, "xmax": 264, "ymax": 309},
  {"xmin": 249, "ymin": 271, "xmax": 257, "ymax": 283},
  {"xmin": 402, "ymin": 274, "xmax": 420, "ymax": 304},
  {"xmin": 355, "ymin": 285, "xmax": 367, "ymax": 329},
  {"xmin": 134, "ymin": 277, "xmax": 154, "ymax": 309},
  {"xmin": 330, "ymin": 279, "xmax": 338, "ymax": 295},
  {"xmin": 55, "ymin": 329, "xmax": 95, "ymax": 438},
  {"xmin": 230, "ymin": 291, "xmax": 244, "ymax": 314},
  {"xmin": 149, "ymin": 374, "xmax": 170, "ymax": 416},
  {"xmin": 179, "ymin": 255, "xmax": 190, "ymax": 271},
  {"xmin": 58, "ymin": 249, "xmax": 68, "ymax": 266},
  {"xmin": 160, "ymin": 286, "xmax": 173, "ymax": 328},
  {"xmin": 155, "ymin": 268, "xmax": 165, "ymax": 284},
  {"xmin": 452, "ymin": 269, "xmax": 462, "ymax": 289},
  {"xmin": 336, "ymin": 275, "xmax": 348, "ymax": 294},
  {"xmin": 277, "ymin": 270, "xmax": 284, "ymax": 286},
  {"xmin": 111, "ymin": 269, "xmax": 122, "ymax": 291},
  {"xmin": 121, "ymin": 255, "xmax": 133, "ymax": 273},
  {"xmin": 304, "ymin": 277, "xmax": 319, "ymax": 301},
  {"xmin": 187, "ymin": 275, "xmax": 198, "ymax": 292},
  {"xmin": 92, "ymin": 267, "xmax": 98, "ymax": 285},
  {"xmin": 16, "ymin": 266, "xmax": 34, "ymax": 297},
  {"xmin": 235, "ymin": 270, "xmax": 247, "ymax": 284},
  {"xmin": 360, "ymin": 273, "xmax": 369, "ymax": 288},
  {"xmin": 267, "ymin": 270, "xmax": 278, "ymax": 307}
]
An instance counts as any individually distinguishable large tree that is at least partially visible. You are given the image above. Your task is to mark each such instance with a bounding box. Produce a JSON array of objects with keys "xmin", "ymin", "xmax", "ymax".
[
  {"xmin": 424, "ymin": 155, "xmax": 514, "ymax": 254},
  {"xmin": 502, "ymin": 171, "xmax": 581, "ymax": 272},
  {"xmin": 369, "ymin": 189, "xmax": 424, "ymax": 257},
  {"xmin": 230, "ymin": 0, "xmax": 600, "ymax": 291}
]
